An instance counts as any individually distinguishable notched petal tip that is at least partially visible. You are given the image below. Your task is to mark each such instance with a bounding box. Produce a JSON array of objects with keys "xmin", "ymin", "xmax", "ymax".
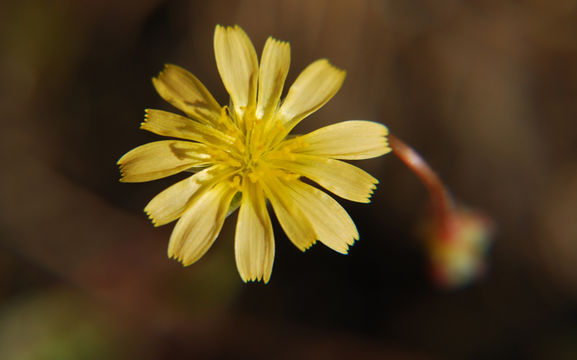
[
  {"xmin": 116, "ymin": 155, "xmax": 126, "ymax": 166},
  {"xmin": 151, "ymin": 64, "xmax": 179, "ymax": 90},
  {"xmin": 215, "ymin": 23, "xmax": 233, "ymax": 32},
  {"xmin": 156, "ymin": 63, "xmax": 176, "ymax": 75},
  {"xmin": 239, "ymin": 274, "xmax": 270, "ymax": 284},
  {"xmin": 334, "ymin": 235, "xmax": 359, "ymax": 255},
  {"xmin": 327, "ymin": 242, "xmax": 351, "ymax": 255},
  {"xmin": 116, "ymin": 162, "xmax": 130, "ymax": 183},
  {"xmin": 168, "ymin": 249, "xmax": 192, "ymax": 266},
  {"xmin": 143, "ymin": 208, "xmax": 161, "ymax": 227},
  {"xmin": 139, "ymin": 109, "xmax": 150, "ymax": 129},
  {"xmin": 314, "ymin": 58, "xmax": 345, "ymax": 72},
  {"xmin": 340, "ymin": 245, "xmax": 351, "ymax": 255},
  {"xmin": 360, "ymin": 191, "xmax": 376, "ymax": 204},
  {"xmin": 216, "ymin": 24, "xmax": 247, "ymax": 33},
  {"xmin": 316, "ymin": 58, "xmax": 347, "ymax": 85},
  {"xmin": 179, "ymin": 257, "xmax": 195, "ymax": 267},
  {"xmin": 267, "ymin": 36, "xmax": 290, "ymax": 48},
  {"xmin": 296, "ymin": 240, "xmax": 318, "ymax": 253},
  {"xmin": 152, "ymin": 64, "xmax": 171, "ymax": 83}
]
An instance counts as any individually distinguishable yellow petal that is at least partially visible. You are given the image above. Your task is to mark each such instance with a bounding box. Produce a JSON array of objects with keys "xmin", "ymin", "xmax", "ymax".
[
  {"xmin": 168, "ymin": 181, "xmax": 236, "ymax": 266},
  {"xmin": 144, "ymin": 165, "xmax": 232, "ymax": 226},
  {"xmin": 152, "ymin": 64, "xmax": 221, "ymax": 124},
  {"xmin": 235, "ymin": 181, "xmax": 275, "ymax": 283},
  {"xmin": 261, "ymin": 176, "xmax": 317, "ymax": 251},
  {"xmin": 281, "ymin": 178, "xmax": 358, "ymax": 254},
  {"xmin": 141, "ymin": 109, "xmax": 235, "ymax": 146},
  {"xmin": 117, "ymin": 140, "xmax": 212, "ymax": 183},
  {"xmin": 269, "ymin": 154, "xmax": 378, "ymax": 203},
  {"xmin": 277, "ymin": 59, "xmax": 346, "ymax": 131},
  {"xmin": 290, "ymin": 120, "xmax": 391, "ymax": 160},
  {"xmin": 214, "ymin": 25, "xmax": 259, "ymax": 119},
  {"xmin": 256, "ymin": 37, "xmax": 290, "ymax": 120}
]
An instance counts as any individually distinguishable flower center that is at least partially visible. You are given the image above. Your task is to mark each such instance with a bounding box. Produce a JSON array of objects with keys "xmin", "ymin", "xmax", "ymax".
[
  {"xmin": 240, "ymin": 115, "xmax": 270, "ymax": 182},
  {"xmin": 210, "ymin": 107, "xmax": 293, "ymax": 187}
]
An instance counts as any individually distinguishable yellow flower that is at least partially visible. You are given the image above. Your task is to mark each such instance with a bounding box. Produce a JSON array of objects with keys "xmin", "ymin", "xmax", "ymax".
[{"xmin": 118, "ymin": 25, "xmax": 390, "ymax": 283}]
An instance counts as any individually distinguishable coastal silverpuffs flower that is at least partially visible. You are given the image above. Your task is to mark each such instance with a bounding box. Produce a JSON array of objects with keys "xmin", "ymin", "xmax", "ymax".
[{"xmin": 118, "ymin": 25, "xmax": 390, "ymax": 283}]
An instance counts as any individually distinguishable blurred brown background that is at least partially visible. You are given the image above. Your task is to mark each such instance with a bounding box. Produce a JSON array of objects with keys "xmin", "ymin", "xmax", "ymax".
[{"xmin": 1, "ymin": 0, "xmax": 577, "ymax": 359}]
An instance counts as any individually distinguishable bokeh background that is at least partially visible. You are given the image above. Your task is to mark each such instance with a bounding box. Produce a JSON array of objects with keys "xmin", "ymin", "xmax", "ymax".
[{"xmin": 1, "ymin": 0, "xmax": 577, "ymax": 359}]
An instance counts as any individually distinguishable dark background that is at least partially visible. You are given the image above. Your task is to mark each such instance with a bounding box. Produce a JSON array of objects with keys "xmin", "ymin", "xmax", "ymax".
[{"xmin": 1, "ymin": 0, "xmax": 577, "ymax": 359}]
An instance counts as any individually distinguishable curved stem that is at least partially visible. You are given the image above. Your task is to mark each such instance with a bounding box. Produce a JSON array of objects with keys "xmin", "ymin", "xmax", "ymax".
[{"xmin": 388, "ymin": 133, "xmax": 455, "ymax": 239}]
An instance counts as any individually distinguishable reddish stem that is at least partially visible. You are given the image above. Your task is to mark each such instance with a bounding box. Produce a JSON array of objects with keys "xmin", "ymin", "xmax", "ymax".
[{"xmin": 388, "ymin": 133, "xmax": 455, "ymax": 239}]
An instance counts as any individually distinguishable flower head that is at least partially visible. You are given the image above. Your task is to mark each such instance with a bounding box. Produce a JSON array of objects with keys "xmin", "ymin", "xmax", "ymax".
[
  {"xmin": 118, "ymin": 25, "xmax": 390, "ymax": 283},
  {"xmin": 424, "ymin": 207, "xmax": 493, "ymax": 289}
]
